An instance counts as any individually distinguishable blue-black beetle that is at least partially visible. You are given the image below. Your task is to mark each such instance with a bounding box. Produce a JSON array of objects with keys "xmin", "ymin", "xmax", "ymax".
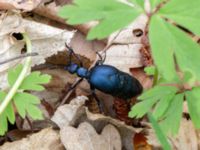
[{"xmin": 64, "ymin": 44, "xmax": 143, "ymax": 111}]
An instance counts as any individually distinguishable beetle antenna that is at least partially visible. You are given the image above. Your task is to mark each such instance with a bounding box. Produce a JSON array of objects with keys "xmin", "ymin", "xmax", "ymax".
[
  {"xmin": 65, "ymin": 43, "xmax": 83, "ymax": 66},
  {"xmin": 95, "ymin": 51, "xmax": 106, "ymax": 65}
]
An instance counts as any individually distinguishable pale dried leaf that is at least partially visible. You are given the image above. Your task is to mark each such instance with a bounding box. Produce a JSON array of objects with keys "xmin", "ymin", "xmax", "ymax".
[
  {"xmin": 107, "ymin": 15, "xmax": 147, "ymax": 45},
  {"xmin": 0, "ymin": 12, "xmax": 74, "ymax": 89},
  {"xmin": 104, "ymin": 44, "xmax": 143, "ymax": 73},
  {"xmin": 51, "ymin": 96, "xmax": 88, "ymax": 128},
  {"xmin": 0, "ymin": 128, "xmax": 64, "ymax": 150},
  {"xmin": 60, "ymin": 122, "xmax": 121, "ymax": 150},
  {"xmin": 0, "ymin": 0, "xmax": 44, "ymax": 11}
]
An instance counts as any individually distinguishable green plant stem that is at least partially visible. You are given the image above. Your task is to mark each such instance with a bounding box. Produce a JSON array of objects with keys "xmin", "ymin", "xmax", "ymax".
[
  {"xmin": 153, "ymin": 68, "xmax": 158, "ymax": 86},
  {"xmin": 0, "ymin": 33, "xmax": 32, "ymax": 115}
]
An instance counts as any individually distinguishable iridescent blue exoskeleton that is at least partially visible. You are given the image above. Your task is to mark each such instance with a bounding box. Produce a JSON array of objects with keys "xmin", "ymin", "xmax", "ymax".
[{"xmin": 64, "ymin": 44, "xmax": 143, "ymax": 112}]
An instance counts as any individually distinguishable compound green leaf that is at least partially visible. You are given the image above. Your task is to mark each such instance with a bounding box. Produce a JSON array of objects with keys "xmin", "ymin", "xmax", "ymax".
[
  {"xmin": 129, "ymin": 97, "xmax": 159, "ymax": 118},
  {"xmin": 144, "ymin": 66, "xmax": 156, "ymax": 76},
  {"xmin": 160, "ymin": 94, "xmax": 184, "ymax": 135},
  {"xmin": 129, "ymin": 85, "xmax": 178, "ymax": 118},
  {"xmin": 128, "ymin": 0, "xmax": 144, "ymax": 9},
  {"xmin": 58, "ymin": 0, "xmax": 141, "ymax": 39},
  {"xmin": 13, "ymin": 92, "xmax": 43, "ymax": 120},
  {"xmin": 139, "ymin": 85, "xmax": 178, "ymax": 100},
  {"xmin": 8, "ymin": 64, "xmax": 23, "ymax": 87},
  {"xmin": 153, "ymin": 93, "xmax": 175, "ymax": 120},
  {"xmin": 149, "ymin": 15, "xmax": 200, "ymax": 82},
  {"xmin": 159, "ymin": 0, "xmax": 200, "ymax": 36},
  {"xmin": 20, "ymin": 72, "xmax": 51, "ymax": 91},
  {"xmin": 185, "ymin": 87, "xmax": 200, "ymax": 128},
  {"xmin": 149, "ymin": 15, "xmax": 177, "ymax": 81},
  {"xmin": 0, "ymin": 91, "xmax": 15, "ymax": 136}
]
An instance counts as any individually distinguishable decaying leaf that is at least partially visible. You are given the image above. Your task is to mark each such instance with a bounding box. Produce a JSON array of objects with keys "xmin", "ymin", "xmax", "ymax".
[
  {"xmin": 147, "ymin": 118, "xmax": 199, "ymax": 150},
  {"xmin": 60, "ymin": 122, "xmax": 121, "ymax": 150},
  {"xmin": 52, "ymin": 96, "xmax": 143, "ymax": 150},
  {"xmin": 0, "ymin": 128, "xmax": 64, "ymax": 150},
  {"xmin": 104, "ymin": 44, "xmax": 143, "ymax": 73},
  {"xmin": 0, "ymin": 0, "xmax": 44, "ymax": 11},
  {"xmin": 0, "ymin": 12, "xmax": 74, "ymax": 89}
]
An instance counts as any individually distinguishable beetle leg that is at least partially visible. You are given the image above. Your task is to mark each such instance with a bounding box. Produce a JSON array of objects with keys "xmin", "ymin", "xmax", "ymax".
[
  {"xmin": 57, "ymin": 78, "xmax": 83, "ymax": 107},
  {"xmin": 95, "ymin": 51, "xmax": 106, "ymax": 65},
  {"xmin": 91, "ymin": 89, "xmax": 104, "ymax": 113}
]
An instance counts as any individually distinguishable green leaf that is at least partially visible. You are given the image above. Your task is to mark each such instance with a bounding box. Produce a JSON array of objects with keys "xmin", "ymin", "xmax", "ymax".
[
  {"xmin": 185, "ymin": 87, "xmax": 200, "ymax": 128},
  {"xmin": 149, "ymin": 15, "xmax": 200, "ymax": 82},
  {"xmin": 148, "ymin": 113, "xmax": 171, "ymax": 150},
  {"xmin": 0, "ymin": 91, "xmax": 15, "ymax": 135},
  {"xmin": 58, "ymin": 0, "xmax": 141, "ymax": 39},
  {"xmin": 8, "ymin": 64, "xmax": 23, "ymax": 86},
  {"xmin": 129, "ymin": 97, "xmax": 159, "ymax": 118},
  {"xmin": 139, "ymin": 85, "xmax": 178, "ymax": 100},
  {"xmin": 159, "ymin": 0, "xmax": 200, "ymax": 36},
  {"xmin": 153, "ymin": 93, "xmax": 175, "ymax": 120},
  {"xmin": 129, "ymin": 0, "xmax": 144, "ymax": 9},
  {"xmin": 129, "ymin": 85, "xmax": 178, "ymax": 118},
  {"xmin": 150, "ymin": 0, "xmax": 164, "ymax": 10},
  {"xmin": 20, "ymin": 72, "xmax": 51, "ymax": 91},
  {"xmin": 13, "ymin": 92, "xmax": 43, "ymax": 120},
  {"xmin": 160, "ymin": 94, "xmax": 184, "ymax": 135},
  {"xmin": 144, "ymin": 66, "xmax": 156, "ymax": 75},
  {"xmin": 149, "ymin": 15, "xmax": 177, "ymax": 81}
]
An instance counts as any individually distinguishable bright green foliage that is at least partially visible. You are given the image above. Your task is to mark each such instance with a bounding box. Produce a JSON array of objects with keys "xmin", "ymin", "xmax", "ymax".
[
  {"xmin": 58, "ymin": 0, "xmax": 141, "ymax": 39},
  {"xmin": 20, "ymin": 71, "xmax": 51, "ymax": 91},
  {"xmin": 129, "ymin": 86, "xmax": 178, "ymax": 118},
  {"xmin": 159, "ymin": 94, "xmax": 184, "ymax": 135},
  {"xmin": 13, "ymin": 92, "xmax": 43, "ymax": 119},
  {"xmin": 185, "ymin": 88, "xmax": 200, "ymax": 128},
  {"xmin": 148, "ymin": 113, "xmax": 171, "ymax": 150},
  {"xmin": 144, "ymin": 66, "xmax": 156, "ymax": 76},
  {"xmin": 149, "ymin": 15, "xmax": 200, "ymax": 82},
  {"xmin": 129, "ymin": 0, "xmax": 144, "ymax": 9},
  {"xmin": 0, "ymin": 92, "xmax": 15, "ymax": 135},
  {"xmin": 159, "ymin": 0, "xmax": 200, "ymax": 36},
  {"xmin": 0, "ymin": 64, "xmax": 51, "ymax": 135}
]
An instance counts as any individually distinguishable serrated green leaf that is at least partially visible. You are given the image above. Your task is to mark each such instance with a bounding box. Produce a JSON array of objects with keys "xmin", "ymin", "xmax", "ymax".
[
  {"xmin": 160, "ymin": 94, "xmax": 184, "ymax": 135},
  {"xmin": 58, "ymin": 0, "xmax": 141, "ymax": 39},
  {"xmin": 20, "ymin": 72, "xmax": 51, "ymax": 91},
  {"xmin": 144, "ymin": 66, "xmax": 156, "ymax": 75},
  {"xmin": 185, "ymin": 87, "xmax": 200, "ymax": 128},
  {"xmin": 0, "ymin": 91, "xmax": 15, "ymax": 136},
  {"xmin": 153, "ymin": 93, "xmax": 175, "ymax": 120},
  {"xmin": 149, "ymin": 15, "xmax": 200, "ymax": 82},
  {"xmin": 128, "ymin": 0, "xmax": 144, "ymax": 9},
  {"xmin": 149, "ymin": 15, "xmax": 177, "ymax": 81},
  {"xmin": 150, "ymin": 0, "xmax": 164, "ymax": 10},
  {"xmin": 139, "ymin": 85, "xmax": 178, "ymax": 100},
  {"xmin": 159, "ymin": 0, "xmax": 200, "ymax": 36},
  {"xmin": 13, "ymin": 92, "xmax": 43, "ymax": 120},
  {"xmin": 129, "ymin": 97, "xmax": 159, "ymax": 118},
  {"xmin": 148, "ymin": 113, "xmax": 171, "ymax": 150},
  {"xmin": 129, "ymin": 85, "xmax": 178, "ymax": 118},
  {"xmin": 8, "ymin": 64, "xmax": 23, "ymax": 86}
]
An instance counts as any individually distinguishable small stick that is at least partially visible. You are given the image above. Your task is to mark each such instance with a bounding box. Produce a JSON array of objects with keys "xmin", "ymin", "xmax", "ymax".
[{"xmin": 0, "ymin": 52, "xmax": 38, "ymax": 65}]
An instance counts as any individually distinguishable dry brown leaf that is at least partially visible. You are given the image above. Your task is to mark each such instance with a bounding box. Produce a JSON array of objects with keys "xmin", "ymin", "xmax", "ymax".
[
  {"xmin": 104, "ymin": 44, "xmax": 143, "ymax": 73},
  {"xmin": 0, "ymin": 128, "xmax": 64, "ymax": 150},
  {"xmin": 60, "ymin": 122, "xmax": 121, "ymax": 150},
  {"xmin": 0, "ymin": 0, "xmax": 44, "ymax": 11},
  {"xmin": 52, "ymin": 96, "xmax": 143, "ymax": 150},
  {"xmin": 0, "ymin": 12, "xmax": 74, "ymax": 89},
  {"xmin": 147, "ymin": 118, "xmax": 198, "ymax": 150}
]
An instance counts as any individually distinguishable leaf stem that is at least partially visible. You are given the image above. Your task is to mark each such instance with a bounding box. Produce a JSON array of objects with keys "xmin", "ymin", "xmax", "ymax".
[{"xmin": 0, "ymin": 33, "xmax": 32, "ymax": 115}]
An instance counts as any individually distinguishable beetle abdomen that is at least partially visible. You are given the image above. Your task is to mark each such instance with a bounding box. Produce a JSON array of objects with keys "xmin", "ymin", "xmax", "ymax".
[{"xmin": 89, "ymin": 65, "xmax": 143, "ymax": 99}]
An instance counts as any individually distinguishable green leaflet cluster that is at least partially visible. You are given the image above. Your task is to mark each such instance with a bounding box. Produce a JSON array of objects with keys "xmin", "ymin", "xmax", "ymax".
[{"xmin": 0, "ymin": 65, "xmax": 51, "ymax": 135}]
